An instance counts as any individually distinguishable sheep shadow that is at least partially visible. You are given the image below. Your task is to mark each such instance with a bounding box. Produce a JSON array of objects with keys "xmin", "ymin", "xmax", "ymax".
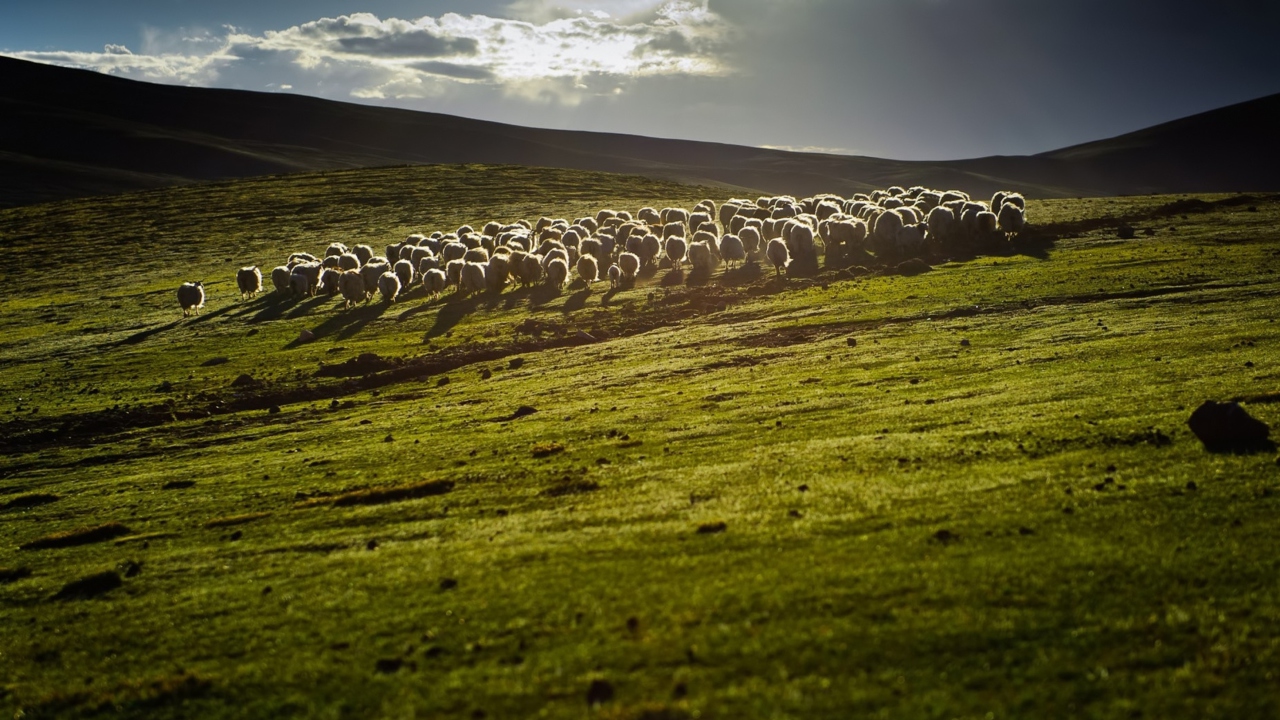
[
  {"xmin": 113, "ymin": 320, "xmax": 182, "ymax": 347},
  {"xmin": 660, "ymin": 269, "xmax": 686, "ymax": 287},
  {"xmin": 248, "ymin": 293, "xmax": 300, "ymax": 323},
  {"xmin": 183, "ymin": 303, "xmax": 238, "ymax": 327},
  {"xmin": 527, "ymin": 284, "xmax": 563, "ymax": 308},
  {"xmin": 637, "ymin": 264, "xmax": 660, "ymax": 282},
  {"xmin": 286, "ymin": 295, "xmax": 335, "ymax": 319},
  {"xmin": 562, "ymin": 287, "xmax": 593, "ymax": 313},
  {"xmin": 288, "ymin": 300, "xmax": 394, "ymax": 346},
  {"xmin": 717, "ymin": 262, "xmax": 763, "ymax": 286},
  {"xmin": 396, "ymin": 296, "xmax": 445, "ymax": 322},
  {"xmin": 424, "ymin": 293, "xmax": 485, "ymax": 339}
]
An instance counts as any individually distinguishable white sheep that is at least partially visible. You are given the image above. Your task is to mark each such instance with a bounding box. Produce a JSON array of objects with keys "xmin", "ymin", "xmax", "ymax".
[
  {"xmin": 360, "ymin": 261, "xmax": 390, "ymax": 298},
  {"xmin": 546, "ymin": 257, "xmax": 569, "ymax": 289},
  {"xmin": 897, "ymin": 225, "xmax": 927, "ymax": 255},
  {"xmin": 463, "ymin": 247, "xmax": 490, "ymax": 264},
  {"xmin": 377, "ymin": 272, "xmax": 401, "ymax": 303},
  {"xmin": 271, "ymin": 265, "xmax": 291, "ymax": 294},
  {"xmin": 486, "ymin": 254, "xmax": 510, "ymax": 293},
  {"xmin": 618, "ymin": 252, "xmax": 640, "ymax": 282},
  {"xmin": 460, "ymin": 262, "xmax": 487, "ymax": 295},
  {"xmin": 665, "ymin": 236, "xmax": 688, "ymax": 270},
  {"xmin": 739, "ymin": 226, "xmax": 762, "ymax": 257},
  {"xmin": 441, "ymin": 242, "xmax": 467, "ymax": 264},
  {"xmin": 688, "ymin": 241, "xmax": 718, "ymax": 276},
  {"xmin": 521, "ymin": 253, "xmax": 544, "ymax": 286},
  {"xmin": 766, "ymin": 239, "xmax": 790, "ymax": 277},
  {"xmin": 339, "ymin": 270, "xmax": 366, "ymax": 309},
  {"xmin": 662, "ymin": 221, "xmax": 686, "ymax": 240},
  {"xmin": 608, "ymin": 264, "xmax": 622, "ymax": 289},
  {"xmin": 927, "ymin": 205, "xmax": 956, "ymax": 243},
  {"xmin": 318, "ymin": 268, "xmax": 342, "ymax": 296},
  {"xmin": 393, "ymin": 259, "xmax": 415, "ymax": 289},
  {"xmin": 325, "ymin": 243, "xmax": 347, "ymax": 258},
  {"xmin": 640, "ymin": 234, "xmax": 662, "ymax": 266},
  {"xmin": 352, "ymin": 245, "xmax": 374, "ymax": 265},
  {"xmin": 177, "ymin": 281, "xmax": 204, "ymax": 317},
  {"xmin": 577, "ymin": 254, "xmax": 599, "ymax": 286},
  {"xmin": 998, "ymin": 203, "xmax": 1026, "ymax": 234},
  {"xmin": 872, "ymin": 209, "xmax": 905, "ymax": 252},
  {"xmin": 289, "ymin": 269, "xmax": 311, "ymax": 297},
  {"xmin": 421, "ymin": 268, "xmax": 447, "ymax": 300},
  {"xmin": 638, "ymin": 207, "xmax": 662, "ymax": 226},
  {"xmin": 719, "ymin": 234, "xmax": 746, "ymax": 269},
  {"xmin": 445, "ymin": 259, "xmax": 465, "ymax": 288},
  {"xmin": 977, "ymin": 211, "xmax": 998, "ymax": 234},
  {"xmin": 338, "ymin": 253, "xmax": 361, "ymax": 271},
  {"xmin": 236, "ymin": 266, "xmax": 262, "ymax": 299}
]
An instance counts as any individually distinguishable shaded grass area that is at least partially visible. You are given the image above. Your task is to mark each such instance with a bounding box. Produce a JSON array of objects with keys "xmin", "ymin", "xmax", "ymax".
[{"xmin": 1, "ymin": 167, "xmax": 1279, "ymax": 718}]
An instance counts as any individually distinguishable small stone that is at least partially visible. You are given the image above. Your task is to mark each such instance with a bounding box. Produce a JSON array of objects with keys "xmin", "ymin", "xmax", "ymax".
[
  {"xmin": 298, "ymin": 329, "xmax": 316, "ymax": 343},
  {"xmin": 480, "ymin": 368, "xmax": 493, "ymax": 380},
  {"xmin": 846, "ymin": 338, "xmax": 857, "ymax": 347},
  {"xmin": 366, "ymin": 539, "xmax": 379, "ymax": 551},
  {"xmin": 959, "ymin": 338, "xmax": 971, "ymax": 347},
  {"xmin": 268, "ymin": 405, "xmax": 281, "ymax": 414},
  {"xmin": 384, "ymin": 434, "xmax": 394, "ymax": 442},
  {"xmin": 440, "ymin": 577, "xmax": 458, "ymax": 591}
]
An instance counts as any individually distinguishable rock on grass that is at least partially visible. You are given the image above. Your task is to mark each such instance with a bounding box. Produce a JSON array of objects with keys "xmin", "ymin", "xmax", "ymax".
[
  {"xmin": 696, "ymin": 521, "xmax": 727, "ymax": 534},
  {"xmin": 20, "ymin": 522, "xmax": 131, "ymax": 550},
  {"xmin": 1188, "ymin": 400, "xmax": 1271, "ymax": 450}
]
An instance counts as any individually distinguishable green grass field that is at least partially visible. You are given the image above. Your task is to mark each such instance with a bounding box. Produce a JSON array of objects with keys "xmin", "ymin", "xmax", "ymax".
[{"xmin": 2, "ymin": 165, "xmax": 1278, "ymax": 719}]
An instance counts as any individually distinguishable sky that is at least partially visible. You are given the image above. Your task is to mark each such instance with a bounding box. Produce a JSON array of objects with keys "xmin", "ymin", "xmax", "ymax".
[{"xmin": 3, "ymin": 0, "xmax": 1279, "ymax": 160}]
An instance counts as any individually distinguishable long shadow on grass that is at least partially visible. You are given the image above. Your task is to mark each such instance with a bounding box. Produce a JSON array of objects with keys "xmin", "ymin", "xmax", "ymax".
[
  {"xmin": 287, "ymin": 301, "xmax": 393, "ymax": 346},
  {"xmin": 562, "ymin": 287, "xmax": 593, "ymax": 313},
  {"xmin": 114, "ymin": 320, "xmax": 182, "ymax": 347},
  {"xmin": 423, "ymin": 293, "xmax": 485, "ymax": 340},
  {"xmin": 527, "ymin": 284, "xmax": 563, "ymax": 308}
]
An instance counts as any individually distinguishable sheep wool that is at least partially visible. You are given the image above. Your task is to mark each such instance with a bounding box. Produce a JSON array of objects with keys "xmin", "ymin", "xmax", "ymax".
[
  {"xmin": 577, "ymin": 254, "xmax": 599, "ymax": 285},
  {"xmin": 665, "ymin": 236, "xmax": 688, "ymax": 269},
  {"xmin": 998, "ymin": 203, "xmax": 1026, "ymax": 234},
  {"xmin": 608, "ymin": 264, "xmax": 622, "ymax": 289},
  {"xmin": 460, "ymin": 262, "xmax": 487, "ymax": 295},
  {"xmin": 766, "ymin": 239, "xmax": 790, "ymax": 277},
  {"xmin": 421, "ymin": 268, "xmax": 447, "ymax": 299},
  {"xmin": 688, "ymin": 241, "xmax": 717, "ymax": 276},
  {"xmin": 619, "ymin": 252, "xmax": 640, "ymax": 280},
  {"xmin": 377, "ymin": 272, "xmax": 401, "ymax": 303},
  {"xmin": 393, "ymin": 259, "xmax": 415, "ymax": 288},
  {"xmin": 719, "ymin": 234, "xmax": 746, "ymax": 268},
  {"xmin": 177, "ymin": 281, "xmax": 205, "ymax": 317},
  {"xmin": 339, "ymin": 270, "xmax": 366, "ymax": 308},
  {"xmin": 271, "ymin": 265, "xmax": 292, "ymax": 294},
  {"xmin": 546, "ymin": 258, "xmax": 569, "ymax": 289},
  {"xmin": 236, "ymin": 266, "xmax": 262, "ymax": 299}
]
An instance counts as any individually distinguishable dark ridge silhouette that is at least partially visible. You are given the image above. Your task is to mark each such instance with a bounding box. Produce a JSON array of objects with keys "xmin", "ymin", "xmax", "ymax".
[{"xmin": 3, "ymin": 55, "xmax": 1279, "ymax": 208}]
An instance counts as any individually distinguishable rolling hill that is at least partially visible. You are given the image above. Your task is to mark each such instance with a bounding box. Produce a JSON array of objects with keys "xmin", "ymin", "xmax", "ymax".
[{"xmin": 3, "ymin": 54, "xmax": 1279, "ymax": 208}]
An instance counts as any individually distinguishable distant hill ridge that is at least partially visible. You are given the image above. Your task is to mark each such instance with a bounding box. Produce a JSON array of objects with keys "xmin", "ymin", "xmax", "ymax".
[{"xmin": 2, "ymin": 55, "xmax": 1279, "ymax": 208}]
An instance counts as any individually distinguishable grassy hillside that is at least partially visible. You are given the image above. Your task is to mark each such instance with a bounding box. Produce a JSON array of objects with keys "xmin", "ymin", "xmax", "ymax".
[
  {"xmin": 1, "ymin": 166, "xmax": 1279, "ymax": 719},
  {"xmin": 5, "ymin": 56, "xmax": 1280, "ymax": 208}
]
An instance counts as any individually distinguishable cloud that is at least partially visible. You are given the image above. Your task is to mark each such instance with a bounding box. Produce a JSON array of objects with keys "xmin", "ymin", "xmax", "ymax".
[{"xmin": 1, "ymin": 2, "xmax": 730, "ymax": 104}]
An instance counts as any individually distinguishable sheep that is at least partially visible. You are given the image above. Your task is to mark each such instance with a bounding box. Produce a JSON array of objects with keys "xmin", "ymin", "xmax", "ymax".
[
  {"xmin": 393, "ymin": 259, "xmax": 415, "ymax": 289},
  {"xmin": 719, "ymin": 234, "xmax": 747, "ymax": 269},
  {"xmin": 417, "ymin": 255, "xmax": 440, "ymax": 275},
  {"xmin": 421, "ymin": 268, "xmax": 447, "ymax": 300},
  {"xmin": 290, "ymin": 269, "xmax": 311, "ymax": 297},
  {"xmin": 897, "ymin": 225, "xmax": 927, "ymax": 255},
  {"xmin": 486, "ymin": 254, "xmax": 510, "ymax": 293},
  {"xmin": 786, "ymin": 221, "xmax": 818, "ymax": 274},
  {"xmin": 325, "ymin": 243, "xmax": 348, "ymax": 258},
  {"xmin": 872, "ymin": 209, "xmax": 905, "ymax": 253},
  {"xmin": 177, "ymin": 281, "xmax": 204, "ymax": 317},
  {"xmin": 739, "ymin": 226, "xmax": 763, "ymax": 257},
  {"xmin": 270, "ymin": 265, "xmax": 291, "ymax": 294},
  {"xmin": 577, "ymin": 254, "xmax": 599, "ymax": 286},
  {"xmin": 637, "ymin": 207, "xmax": 662, "ymax": 226},
  {"xmin": 288, "ymin": 252, "xmax": 317, "ymax": 266},
  {"xmin": 662, "ymin": 221, "xmax": 686, "ymax": 240},
  {"xmin": 459, "ymin": 262, "xmax": 487, "ymax": 296},
  {"xmin": 1001, "ymin": 192, "xmax": 1026, "ymax": 210},
  {"xmin": 607, "ymin": 264, "xmax": 622, "ymax": 290},
  {"xmin": 360, "ymin": 261, "xmax": 390, "ymax": 298},
  {"xmin": 998, "ymin": 202, "xmax": 1026, "ymax": 234},
  {"xmin": 318, "ymin": 268, "xmax": 342, "ymax": 296},
  {"xmin": 441, "ymin": 242, "xmax": 467, "ymax": 264},
  {"xmin": 463, "ymin": 247, "xmax": 490, "ymax": 264},
  {"xmin": 546, "ymin": 257, "xmax": 569, "ymax": 289},
  {"xmin": 338, "ymin": 253, "xmax": 361, "ymax": 271},
  {"xmin": 690, "ymin": 212, "xmax": 714, "ymax": 234},
  {"xmin": 625, "ymin": 232, "xmax": 645, "ymax": 258},
  {"xmin": 640, "ymin": 234, "xmax": 662, "ymax": 266},
  {"xmin": 521, "ymin": 253, "xmax": 544, "ymax": 286},
  {"xmin": 927, "ymin": 205, "xmax": 956, "ymax": 244},
  {"xmin": 339, "ymin": 270, "xmax": 367, "ymax": 309},
  {"xmin": 618, "ymin": 252, "xmax": 640, "ymax": 282},
  {"xmin": 665, "ymin": 236, "xmax": 688, "ymax": 270},
  {"xmin": 977, "ymin": 211, "xmax": 999, "ymax": 234},
  {"xmin": 661, "ymin": 207, "xmax": 690, "ymax": 225},
  {"xmin": 374, "ymin": 272, "xmax": 400, "ymax": 303},
  {"xmin": 236, "ymin": 266, "xmax": 262, "ymax": 299},
  {"xmin": 688, "ymin": 241, "xmax": 717, "ymax": 276},
  {"xmin": 766, "ymin": 239, "xmax": 790, "ymax": 277},
  {"xmin": 445, "ymin": 259, "xmax": 465, "ymax": 288},
  {"xmin": 542, "ymin": 246, "xmax": 569, "ymax": 271},
  {"xmin": 352, "ymin": 244, "xmax": 374, "ymax": 265}
]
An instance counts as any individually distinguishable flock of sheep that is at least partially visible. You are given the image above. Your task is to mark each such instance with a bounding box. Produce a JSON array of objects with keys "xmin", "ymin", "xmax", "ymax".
[{"xmin": 176, "ymin": 185, "xmax": 1028, "ymax": 316}]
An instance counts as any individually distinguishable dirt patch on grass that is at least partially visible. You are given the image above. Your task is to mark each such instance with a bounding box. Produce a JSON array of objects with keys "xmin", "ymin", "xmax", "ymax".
[
  {"xmin": 204, "ymin": 512, "xmax": 272, "ymax": 528},
  {"xmin": 542, "ymin": 479, "xmax": 601, "ymax": 497},
  {"xmin": 20, "ymin": 522, "xmax": 132, "ymax": 550},
  {"xmin": 21, "ymin": 672, "xmax": 214, "ymax": 716},
  {"xmin": 2, "ymin": 492, "xmax": 60, "ymax": 510},
  {"xmin": 295, "ymin": 479, "xmax": 455, "ymax": 508}
]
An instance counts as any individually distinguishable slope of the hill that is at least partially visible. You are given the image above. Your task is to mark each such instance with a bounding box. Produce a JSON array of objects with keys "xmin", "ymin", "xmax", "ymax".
[
  {"xmin": 1, "ymin": 165, "xmax": 1279, "ymax": 718},
  {"xmin": 3, "ymin": 55, "xmax": 1280, "ymax": 208}
]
